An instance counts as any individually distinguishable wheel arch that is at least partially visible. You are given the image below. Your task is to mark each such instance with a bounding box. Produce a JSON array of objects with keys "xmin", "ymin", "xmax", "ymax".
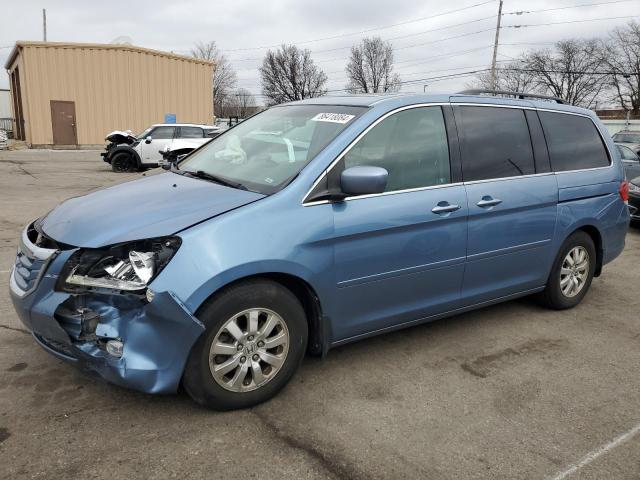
[
  {"xmin": 193, "ymin": 272, "xmax": 329, "ymax": 357},
  {"xmin": 110, "ymin": 145, "xmax": 142, "ymax": 169},
  {"xmin": 576, "ymin": 224, "xmax": 604, "ymax": 276},
  {"xmin": 567, "ymin": 224, "xmax": 604, "ymax": 277}
]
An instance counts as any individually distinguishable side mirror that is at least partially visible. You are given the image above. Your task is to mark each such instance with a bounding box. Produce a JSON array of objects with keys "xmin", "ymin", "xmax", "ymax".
[
  {"xmin": 340, "ymin": 166, "xmax": 388, "ymax": 196},
  {"xmin": 145, "ymin": 136, "xmax": 153, "ymax": 144}
]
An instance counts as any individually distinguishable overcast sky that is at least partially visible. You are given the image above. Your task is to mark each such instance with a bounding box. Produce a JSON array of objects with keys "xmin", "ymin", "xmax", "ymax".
[{"xmin": 1, "ymin": 0, "xmax": 638, "ymax": 101}]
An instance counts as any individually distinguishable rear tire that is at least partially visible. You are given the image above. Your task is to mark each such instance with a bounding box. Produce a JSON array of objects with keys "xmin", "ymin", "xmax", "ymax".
[
  {"xmin": 541, "ymin": 231, "xmax": 596, "ymax": 310},
  {"xmin": 111, "ymin": 152, "xmax": 137, "ymax": 172},
  {"xmin": 183, "ymin": 279, "xmax": 308, "ymax": 410}
]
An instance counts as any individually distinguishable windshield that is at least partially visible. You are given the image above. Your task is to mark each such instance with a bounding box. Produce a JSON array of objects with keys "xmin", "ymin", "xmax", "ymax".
[
  {"xmin": 613, "ymin": 132, "xmax": 640, "ymax": 143},
  {"xmin": 136, "ymin": 127, "xmax": 153, "ymax": 139},
  {"xmin": 179, "ymin": 105, "xmax": 366, "ymax": 194}
]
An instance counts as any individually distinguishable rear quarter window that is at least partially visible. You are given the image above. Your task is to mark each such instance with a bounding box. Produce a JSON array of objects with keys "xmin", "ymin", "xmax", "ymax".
[
  {"xmin": 180, "ymin": 126, "xmax": 204, "ymax": 138},
  {"xmin": 539, "ymin": 112, "xmax": 610, "ymax": 172}
]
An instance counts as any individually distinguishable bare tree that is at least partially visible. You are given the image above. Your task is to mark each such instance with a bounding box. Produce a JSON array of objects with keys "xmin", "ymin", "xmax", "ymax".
[
  {"xmin": 601, "ymin": 21, "xmax": 640, "ymax": 114},
  {"xmin": 259, "ymin": 45, "xmax": 327, "ymax": 105},
  {"xmin": 522, "ymin": 39, "xmax": 607, "ymax": 107},
  {"xmin": 229, "ymin": 88, "xmax": 257, "ymax": 118},
  {"xmin": 346, "ymin": 37, "xmax": 401, "ymax": 93},
  {"xmin": 191, "ymin": 40, "xmax": 237, "ymax": 116},
  {"xmin": 470, "ymin": 59, "xmax": 539, "ymax": 93}
]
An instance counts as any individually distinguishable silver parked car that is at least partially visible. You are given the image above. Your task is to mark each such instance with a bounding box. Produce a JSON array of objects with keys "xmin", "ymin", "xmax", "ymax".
[{"xmin": 616, "ymin": 143, "xmax": 640, "ymax": 179}]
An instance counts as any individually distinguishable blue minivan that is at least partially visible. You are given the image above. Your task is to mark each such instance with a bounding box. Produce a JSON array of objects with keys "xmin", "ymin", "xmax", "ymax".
[{"xmin": 9, "ymin": 92, "xmax": 630, "ymax": 409}]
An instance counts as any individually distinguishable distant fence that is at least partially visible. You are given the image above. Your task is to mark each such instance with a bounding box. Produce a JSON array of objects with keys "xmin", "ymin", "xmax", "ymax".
[
  {"xmin": 0, "ymin": 118, "xmax": 13, "ymax": 137},
  {"xmin": 600, "ymin": 119, "xmax": 640, "ymax": 135}
]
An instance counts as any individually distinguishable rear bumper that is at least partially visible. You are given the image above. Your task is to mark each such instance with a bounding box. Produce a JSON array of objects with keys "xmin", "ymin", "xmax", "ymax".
[{"xmin": 8, "ymin": 226, "xmax": 204, "ymax": 394}]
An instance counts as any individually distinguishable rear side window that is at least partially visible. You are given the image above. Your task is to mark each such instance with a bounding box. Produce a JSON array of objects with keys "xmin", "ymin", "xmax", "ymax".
[
  {"xmin": 343, "ymin": 106, "xmax": 451, "ymax": 192},
  {"xmin": 458, "ymin": 106, "xmax": 535, "ymax": 181},
  {"xmin": 180, "ymin": 126, "xmax": 204, "ymax": 138},
  {"xmin": 539, "ymin": 112, "xmax": 610, "ymax": 171}
]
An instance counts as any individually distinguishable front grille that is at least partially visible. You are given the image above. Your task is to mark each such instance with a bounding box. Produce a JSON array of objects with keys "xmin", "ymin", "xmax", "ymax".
[
  {"xmin": 13, "ymin": 250, "xmax": 49, "ymax": 294},
  {"xmin": 10, "ymin": 223, "xmax": 59, "ymax": 297}
]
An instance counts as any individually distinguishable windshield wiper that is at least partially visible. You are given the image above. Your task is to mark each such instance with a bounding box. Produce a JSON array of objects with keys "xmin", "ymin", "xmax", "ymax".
[{"xmin": 184, "ymin": 170, "xmax": 247, "ymax": 190}]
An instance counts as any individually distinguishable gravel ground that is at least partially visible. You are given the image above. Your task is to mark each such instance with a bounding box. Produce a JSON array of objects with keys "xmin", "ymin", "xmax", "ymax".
[{"xmin": 0, "ymin": 149, "xmax": 639, "ymax": 480}]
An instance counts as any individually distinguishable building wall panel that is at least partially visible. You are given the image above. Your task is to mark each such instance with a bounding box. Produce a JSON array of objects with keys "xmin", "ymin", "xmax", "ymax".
[{"xmin": 10, "ymin": 43, "xmax": 213, "ymax": 146}]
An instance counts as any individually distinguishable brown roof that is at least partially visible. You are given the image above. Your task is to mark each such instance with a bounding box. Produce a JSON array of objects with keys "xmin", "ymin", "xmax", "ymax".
[{"xmin": 4, "ymin": 41, "xmax": 213, "ymax": 69}]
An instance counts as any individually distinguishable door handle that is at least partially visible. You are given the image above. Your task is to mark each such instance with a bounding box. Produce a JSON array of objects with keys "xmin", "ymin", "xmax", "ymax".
[
  {"xmin": 431, "ymin": 202, "xmax": 461, "ymax": 214},
  {"xmin": 477, "ymin": 196, "xmax": 502, "ymax": 208}
]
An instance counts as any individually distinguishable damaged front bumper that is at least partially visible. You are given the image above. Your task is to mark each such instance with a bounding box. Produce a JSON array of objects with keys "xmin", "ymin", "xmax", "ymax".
[{"xmin": 9, "ymin": 225, "xmax": 204, "ymax": 394}]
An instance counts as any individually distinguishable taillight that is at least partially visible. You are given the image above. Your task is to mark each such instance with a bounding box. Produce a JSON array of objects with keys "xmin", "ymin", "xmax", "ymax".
[{"xmin": 620, "ymin": 180, "xmax": 629, "ymax": 203}]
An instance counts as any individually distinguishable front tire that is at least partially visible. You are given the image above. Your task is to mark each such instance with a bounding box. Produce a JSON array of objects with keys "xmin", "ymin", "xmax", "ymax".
[
  {"xmin": 183, "ymin": 279, "xmax": 308, "ymax": 410},
  {"xmin": 110, "ymin": 152, "xmax": 137, "ymax": 172},
  {"xmin": 541, "ymin": 231, "xmax": 596, "ymax": 309}
]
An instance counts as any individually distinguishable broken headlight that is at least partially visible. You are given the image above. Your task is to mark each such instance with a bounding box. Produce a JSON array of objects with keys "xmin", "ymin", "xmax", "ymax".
[{"xmin": 59, "ymin": 237, "xmax": 181, "ymax": 293}]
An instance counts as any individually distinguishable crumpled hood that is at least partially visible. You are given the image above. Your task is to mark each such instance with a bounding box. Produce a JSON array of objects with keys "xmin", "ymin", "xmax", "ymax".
[
  {"xmin": 41, "ymin": 172, "xmax": 264, "ymax": 248},
  {"xmin": 105, "ymin": 130, "xmax": 137, "ymax": 145}
]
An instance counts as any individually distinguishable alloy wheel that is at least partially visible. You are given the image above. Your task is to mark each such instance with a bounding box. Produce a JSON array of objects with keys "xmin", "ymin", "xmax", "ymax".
[
  {"xmin": 560, "ymin": 246, "xmax": 589, "ymax": 298},
  {"xmin": 209, "ymin": 308, "xmax": 289, "ymax": 392}
]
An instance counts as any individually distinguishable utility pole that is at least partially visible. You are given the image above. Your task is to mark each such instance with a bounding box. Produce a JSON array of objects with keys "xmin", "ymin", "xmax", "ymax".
[
  {"xmin": 490, "ymin": 0, "xmax": 503, "ymax": 90},
  {"xmin": 42, "ymin": 9, "xmax": 47, "ymax": 41}
]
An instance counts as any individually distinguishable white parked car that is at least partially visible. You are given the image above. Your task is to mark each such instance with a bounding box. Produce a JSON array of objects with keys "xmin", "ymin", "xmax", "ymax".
[{"xmin": 101, "ymin": 123, "xmax": 221, "ymax": 172}]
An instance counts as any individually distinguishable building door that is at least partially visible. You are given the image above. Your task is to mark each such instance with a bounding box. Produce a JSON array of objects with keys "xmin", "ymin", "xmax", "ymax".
[{"xmin": 50, "ymin": 100, "xmax": 77, "ymax": 145}]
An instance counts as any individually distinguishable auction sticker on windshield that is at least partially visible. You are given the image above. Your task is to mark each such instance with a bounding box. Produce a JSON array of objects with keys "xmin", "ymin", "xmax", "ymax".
[{"xmin": 311, "ymin": 113, "xmax": 356, "ymax": 124}]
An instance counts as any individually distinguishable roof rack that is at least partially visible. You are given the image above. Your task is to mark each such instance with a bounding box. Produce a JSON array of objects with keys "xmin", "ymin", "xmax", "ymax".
[{"xmin": 457, "ymin": 89, "xmax": 566, "ymax": 105}]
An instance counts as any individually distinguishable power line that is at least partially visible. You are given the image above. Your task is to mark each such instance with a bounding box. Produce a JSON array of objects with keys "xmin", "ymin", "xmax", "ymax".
[
  {"xmin": 503, "ymin": 0, "xmax": 635, "ymax": 16},
  {"xmin": 372, "ymin": 15, "xmax": 495, "ymax": 43},
  {"xmin": 228, "ymin": 25, "xmax": 496, "ymax": 63},
  {"xmin": 228, "ymin": 13, "xmax": 639, "ymax": 65},
  {"xmin": 222, "ymin": 0, "xmax": 495, "ymax": 52},
  {"xmin": 499, "ymin": 42, "xmax": 555, "ymax": 46},
  {"xmin": 233, "ymin": 45, "xmax": 497, "ymax": 78},
  {"xmin": 320, "ymin": 61, "xmax": 512, "ymax": 86},
  {"xmin": 329, "ymin": 69, "xmax": 492, "ymax": 92},
  {"xmin": 506, "ymin": 14, "xmax": 639, "ymax": 29},
  {"xmin": 320, "ymin": 45, "xmax": 495, "ymax": 75},
  {"xmin": 237, "ymin": 68, "xmax": 492, "ymax": 97},
  {"xmin": 503, "ymin": 67, "xmax": 632, "ymax": 75},
  {"xmin": 226, "ymin": 8, "xmax": 640, "ymax": 94}
]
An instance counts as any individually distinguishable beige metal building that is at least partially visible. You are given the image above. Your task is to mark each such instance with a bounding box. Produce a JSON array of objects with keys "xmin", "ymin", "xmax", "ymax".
[{"xmin": 4, "ymin": 41, "xmax": 214, "ymax": 147}]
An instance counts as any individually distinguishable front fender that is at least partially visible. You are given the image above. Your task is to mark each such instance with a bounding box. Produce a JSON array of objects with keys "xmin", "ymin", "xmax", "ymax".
[{"xmin": 183, "ymin": 260, "xmax": 319, "ymax": 314}]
